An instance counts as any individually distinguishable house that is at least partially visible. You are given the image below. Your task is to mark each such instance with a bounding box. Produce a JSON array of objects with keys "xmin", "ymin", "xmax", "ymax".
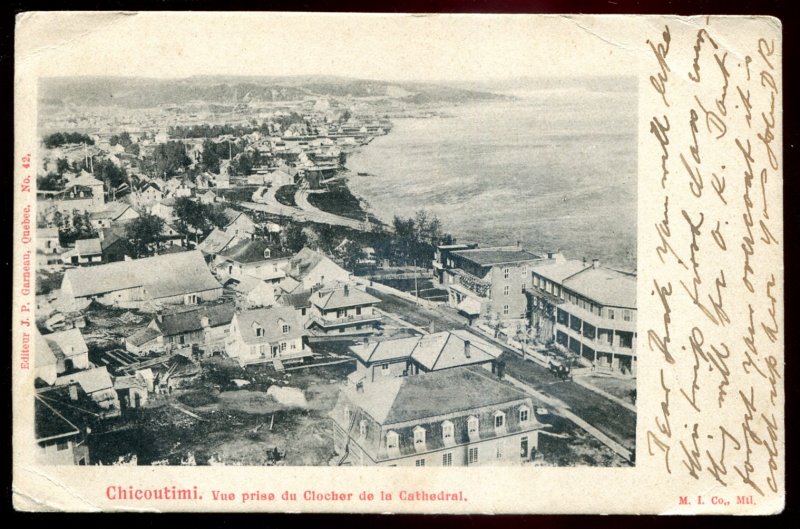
[
  {"xmin": 100, "ymin": 229, "xmax": 132, "ymax": 263},
  {"xmin": 35, "ymin": 330, "xmax": 59, "ymax": 385},
  {"xmin": 151, "ymin": 301, "xmax": 236, "ymax": 351},
  {"xmin": 62, "ymin": 238, "xmax": 103, "ymax": 266},
  {"xmin": 41, "ymin": 328, "xmax": 91, "ymax": 373},
  {"xmin": 59, "ymin": 250, "xmax": 223, "ymax": 310},
  {"xmin": 54, "ymin": 366, "xmax": 121, "ymax": 417},
  {"xmin": 34, "ymin": 393, "xmax": 91, "ymax": 465},
  {"xmin": 151, "ymin": 197, "xmax": 177, "ymax": 221},
  {"xmin": 114, "ymin": 373, "xmax": 150, "ymax": 410},
  {"xmin": 213, "ymin": 238, "xmax": 289, "ymax": 283},
  {"xmin": 432, "ymin": 243, "xmax": 479, "ymax": 285},
  {"xmin": 172, "ymin": 180, "xmax": 195, "ymax": 198},
  {"xmin": 444, "ymin": 245, "xmax": 542, "ymax": 324},
  {"xmin": 67, "ymin": 172, "xmax": 106, "ymax": 208},
  {"xmin": 306, "ymin": 283, "xmax": 381, "ymax": 339},
  {"xmin": 330, "ymin": 366, "xmax": 544, "ymax": 466},
  {"xmin": 37, "ymin": 227, "xmax": 62, "ymax": 267},
  {"xmin": 221, "ymin": 208, "xmax": 257, "ymax": 239},
  {"xmin": 228, "ymin": 275, "xmax": 277, "ymax": 309},
  {"xmin": 138, "ymin": 181, "xmax": 163, "ymax": 204},
  {"xmin": 199, "ymin": 190, "xmax": 218, "ymax": 205},
  {"xmin": 196, "ymin": 228, "xmax": 242, "ymax": 257},
  {"xmin": 527, "ymin": 256, "xmax": 637, "ymax": 375},
  {"xmin": 89, "ymin": 202, "xmax": 140, "ymax": 231},
  {"xmin": 284, "ymin": 247, "xmax": 351, "ymax": 292},
  {"xmin": 348, "ymin": 330, "xmax": 502, "ymax": 386},
  {"xmin": 276, "ymin": 289, "xmax": 313, "ymax": 326},
  {"xmin": 226, "ymin": 306, "xmax": 311, "ymax": 367}
]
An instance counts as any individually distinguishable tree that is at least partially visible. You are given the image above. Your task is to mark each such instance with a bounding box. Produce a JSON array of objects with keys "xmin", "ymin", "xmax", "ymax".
[
  {"xmin": 282, "ymin": 222, "xmax": 307, "ymax": 253},
  {"xmin": 92, "ymin": 158, "xmax": 128, "ymax": 189},
  {"xmin": 148, "ymin": 141, "xmax": 191, "ymax": 177},
  {"xmin": 56, "ymin": 158, "xmax": 71, "ymax": 175},
  {"xmin": 340, "ymin": 241, "xmax": 365, "ymax": 271},
  {"xmin": 315, "ymin": 224, "xmax": 338, "ymax": 254},
  {"xmin": 174, "ymin": 197, "xmax": 207, "ymax": 243},
  {"xmin": 126, "ymin": 213, "xmax": 165, "ymax": 258},
  {"xmin": 37, "ymin": 172, "xmax": 63, "ymax": 191}
]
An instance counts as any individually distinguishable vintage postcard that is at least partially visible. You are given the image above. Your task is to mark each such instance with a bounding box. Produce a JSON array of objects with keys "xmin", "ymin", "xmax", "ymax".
[{"xmin": 12, "ymin": 12, "xmax": 784, "ymax": 514}]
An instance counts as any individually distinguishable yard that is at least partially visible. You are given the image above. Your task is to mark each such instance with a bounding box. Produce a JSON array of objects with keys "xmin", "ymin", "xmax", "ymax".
[
  {"xmin": 88, "ymin": 360, "xmax": 355, "ymax": 466},
  {"xmin": 580, "ymin": 374, "xmax": 637, "ymax": 404},
  {"xmin": 275, "ymin": 184, "xmax": 297, "ymax": 206}
]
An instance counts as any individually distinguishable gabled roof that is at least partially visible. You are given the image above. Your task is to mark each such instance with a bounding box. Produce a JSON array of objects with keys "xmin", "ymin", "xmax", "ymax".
[
  {"xmin": 126, "ymin": 326, "xmax": 162, "ymax": 347},
  {"xmin": 218, "ymin": 238, "xmax": 287, "ymax": 265},
  {"xmin": 157, "ymin": 301, "xmax": 236, "ymax": 336},
  {"xmin": 311, "ymin": 284, "xmax": 379, "ymax": 310},
  {"xmin": 278, "ymin": 289, "xmax": 313, "ymax": 310},
  {"xmin": 75, "ymin": 238, "xmax": 102, "ymax": 256},
  {"xmin": 222, "ymin": 208, "xmax": 253, "ymax": 227},
  {"xmin": 35, "ymin": 329, "xmax": 58, "ymax": 368},
  {"xmin": 287, "ymin": 247, "xmax": 348, "ymax": 281},
  {"xmin": 55, "ymin": 366, "xmax": 114, "ymax": 394},
  {"xmin": 35, "ymin": 396, "xmax": 80, "ymax": 443},
  {"xmin": 196, "ymin": 228, "xmax": 239, "ymax": 255},
  {"xmin": 62, "ymin": 250, "xmax": 221, "ymax": 299},
  {"xmin": 233, "ymin": 306, "xmax": 302, "ymax": 345},
  {"xmin": 349, "ymin": 330, "xmax": 500, "ymax": 371},
  {"xmin": 42, "ymin": 328, "xmax": 89, "ymax": 358}
]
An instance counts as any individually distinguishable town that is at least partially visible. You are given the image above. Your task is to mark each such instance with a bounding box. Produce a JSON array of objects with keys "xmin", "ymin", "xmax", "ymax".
[{"xmin": 33, "ymin": 82, "xmax": 637, "ymax": 468}]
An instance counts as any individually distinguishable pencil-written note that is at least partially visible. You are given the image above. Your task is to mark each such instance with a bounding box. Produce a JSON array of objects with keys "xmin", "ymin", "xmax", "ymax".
[{"xmin": 643, "ymin": 18, "xmax": 783, "ymax": 506}]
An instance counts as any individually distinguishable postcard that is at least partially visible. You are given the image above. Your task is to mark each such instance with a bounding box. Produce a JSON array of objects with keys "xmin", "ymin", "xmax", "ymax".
[{"xmin": 12, "ymin": 12, "xmax": 783, "ymax": 514}]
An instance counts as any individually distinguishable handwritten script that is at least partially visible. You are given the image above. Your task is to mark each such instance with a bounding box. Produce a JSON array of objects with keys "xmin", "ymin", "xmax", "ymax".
[{"xmin": 644, "ymin": 20, "xmax": 782, "ymax": 501}]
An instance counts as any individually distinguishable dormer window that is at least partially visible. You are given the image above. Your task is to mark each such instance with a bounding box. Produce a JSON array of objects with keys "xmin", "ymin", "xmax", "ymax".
[
  {"xmin": 467, "ymin": 416, "xmax": 479, "ymax": 438},
  {"xmin": 494, "ymin": 411, "xmax": 506, "ymax": 430},
  {"xmin": 413, "ymin": 426, "xmax": 426, "ymax": 448},
  {"xmin": 255, "ymin": 326, "xmax": 264, "ymax": 338},
  {"xmin": 386, "ymin": 430, "xmax": 399, "ymax": 451},
  {"xmin": 519, "ymin": 406, "xmax": 530, "ymax": 423},
  {"xmin": 263, "ymin": 248, "xmax": 271, "ymax": 259},
  {"xmin": 442, "ymin": 420, "xmax": 454, "ymax": 445},
  {"xmin": 282, "ymin": 324, "xmax": 290, "ymax": 334},
  {"xmin": 359, "ymin": 420, "xmax": 368, "ymax": 438}
]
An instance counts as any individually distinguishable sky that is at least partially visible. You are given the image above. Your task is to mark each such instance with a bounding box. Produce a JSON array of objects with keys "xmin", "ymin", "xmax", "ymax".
[{"xmin": 16, "ymin": 12, "xmax": 653, "ymax": 82}]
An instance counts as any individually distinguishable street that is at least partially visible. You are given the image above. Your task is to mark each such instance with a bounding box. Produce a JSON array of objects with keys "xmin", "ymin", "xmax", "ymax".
[{"xmin": 367, "ymin": 287, "xmax": 637, "ymax": 453}]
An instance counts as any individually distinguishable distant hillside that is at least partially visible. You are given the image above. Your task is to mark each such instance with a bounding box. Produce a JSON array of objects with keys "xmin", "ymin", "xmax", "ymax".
[{"xmin": 39, "ymin": 76, "xmax": 509, "ymax": 108}]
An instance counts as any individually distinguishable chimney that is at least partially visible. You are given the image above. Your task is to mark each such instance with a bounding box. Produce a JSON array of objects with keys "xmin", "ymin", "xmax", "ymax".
[
  {"xmin": 582, "ymin": 257, "xmax": 587, "ymax": 266},
  {"xmin": 516, "ymin": 240, "xmax": 521, "ymax": 249},
  {"xmin": 68, "ymin": 384, "xmax": 79, "ymax": 401},
  {"xmin": 546, "ymin": 251, "xmax": 554, "ymax": 260},
  {"xmin": 464, "ymin": 340, "xmax": 471, "ymax": 359},
  {"xmin": 429, "ymin": 320, "xmax": 435, "ymax": 334},
  {"xmin": 344, "ymin": 285, "xmax": 349, "ymax": 297},
  {"xmin": 592, "ymin": 259, "xmax": 600, "ymax": 269}
]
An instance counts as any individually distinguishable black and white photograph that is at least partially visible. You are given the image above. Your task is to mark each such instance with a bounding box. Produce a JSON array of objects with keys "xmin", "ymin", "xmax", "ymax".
[{"xmin": 28, "ymin": 14, "xmax": 641, "ymax": 470}]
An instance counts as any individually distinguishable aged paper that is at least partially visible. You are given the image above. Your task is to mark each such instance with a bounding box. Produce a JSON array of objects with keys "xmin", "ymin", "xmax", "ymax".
[{"xmin": 13, "ymin": 12, "xmax": 783, "ymax": 513}]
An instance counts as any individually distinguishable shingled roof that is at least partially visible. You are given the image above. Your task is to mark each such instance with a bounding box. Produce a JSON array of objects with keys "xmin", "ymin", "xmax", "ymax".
[{"xmin": 62, "ymin": 250, "xmax": 221, "ymax": 299}]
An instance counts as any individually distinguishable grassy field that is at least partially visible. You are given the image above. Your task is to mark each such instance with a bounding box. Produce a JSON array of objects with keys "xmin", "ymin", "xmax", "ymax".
[
  {"xmin": 307, "ymin": 183, "xmax": 382, "ymax": 224},
  {"xmin": 275, "ymin": 184, "xmax": 297, "ymax": 206}
]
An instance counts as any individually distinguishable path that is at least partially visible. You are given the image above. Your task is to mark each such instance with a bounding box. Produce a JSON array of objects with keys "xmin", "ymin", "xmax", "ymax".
[{"xmin": 239, "ymin": 184, "xmax": 367, "ymax": 230}]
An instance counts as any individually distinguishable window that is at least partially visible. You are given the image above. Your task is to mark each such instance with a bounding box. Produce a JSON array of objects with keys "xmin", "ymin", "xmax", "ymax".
[
  {"xmin": 520, "ymin": 436, "xmax": 529, "ymax": 458},
  {"xmin": 442, "ymin": 452, "xmax": 452, "ymax": 466},
  {"xmin": 282, "ymin": 324, "xmax": 290, "ymax": 334},
  {"xmin": 301, "ymin": 308, "xmax": 307, "ymax": 316},
  {"xmin": 280, "ymin": 342, "xmax": 287, "ymax": 351},
  {"xmin": 415, "ymin": 459, "xmax": 425, "ymax": 467},
  {"xmin": 290, "ymin": 343, "xmax": 297, "ymax": 350},
  {"xmin": 386, "ymin": 431, "xmax": 399, "ymax": 450},
  {"xmin": 503, "ymin": 267, "xmax": 510, "ymax": 279},
  {"xmin": 608, "ymin": 308, "xmax": 616, "ymax": 320},
  {"xmin": 503, "ymin": 285, "xmax": 509, "ymax": 296},
  {"xmin": 442, "ymin": 420, "xmax": 454, "ymax": 443},
  {"xmin": 494, "ymin": 412, "xmax": 505, "ymax": 429},
  {"xmin": 468, "ymin": 447, "xmax": 479, "ymax": 465},
  {"xmin": 56, "ymin": 441, "xmax": 69, "ymax": 452},
  {"xmin": 522, "ymin": 284, "xmax": 527, "ymax": 293},
  {"xmin": 623, "ymin": 309, "xmax": 632, "ymax": 322},
  {"xmin": 519, "ymin": 406, "xmax": 530, "ymax": 423},
  {"xmin": 413, "ymin": 426, "xmax": 426, "ymax": 447},
  {"xmin": 359, "ymin": 420, "xmax": 367, "ymax": 438},
  {"xmin": 255, "ymin": 327, "xmax": 264, "ymax": 337},
  {"xmin": 467, "ymin": 416, "xmax": 479, "ymax": 437},
  {"xmin": 521, "ymin": 265, "xmax": 527, "ymax": 277},
  {"xmin": 503, "ymin": 305, "xmax": 509, "ymax": 316},
  {"xmin": 496, "ymin": 444, "xmax": 503, "ymax": 460},
  {"xmin": 356, "ymin": 307, "xmax": 362, "ymax": 315}
]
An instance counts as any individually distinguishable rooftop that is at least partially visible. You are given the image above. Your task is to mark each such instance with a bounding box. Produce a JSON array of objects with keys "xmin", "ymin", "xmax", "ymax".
[
  {"xmin": 563, "ymin": 266, "xmax": 637, "ymax": 309},
  {"xmin": 62, "ymin": 250, "xmax": 221, "ymax": 299},
  {"xmin": 452, "ymin": 246, "xmax": 541, "ymax": 267}
]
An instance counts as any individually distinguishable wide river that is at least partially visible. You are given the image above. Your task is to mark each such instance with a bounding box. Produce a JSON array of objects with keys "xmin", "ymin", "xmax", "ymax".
[{"xmin": 346, "ymin": 88, "xmax": 638, "ymax": 270}]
